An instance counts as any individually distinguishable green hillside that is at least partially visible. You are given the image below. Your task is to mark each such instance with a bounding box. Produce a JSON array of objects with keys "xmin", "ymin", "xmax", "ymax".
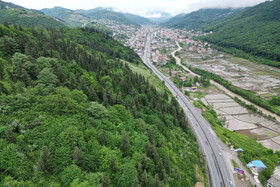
[
  {"xmin": 0, "ymin": 2, "xmax": 66, "ymax": 28},
  {"xmin": 41, "ymin": 7, "xmax": 92, "ymax": 27},
  {"xmin": 202, "ymin": 0, "xmax": 280, "ymax": 67},
  {"xmin": 78, "ymin": 8, "xmax": 153, "ymax": 26},
  {"xmin": 82, "ymin": 9, "xmax": 140, "ymax": 26},
  {"xmin": 124, "ymin": 13, "xmax": 153, "ymax": 25},
  {"xmin": 0, "ymin": 23, "xmax": 204, "ymax": 186},
  {"xmin": 162, "ymin": 8, "xmax": 242, "ymax": 30}
]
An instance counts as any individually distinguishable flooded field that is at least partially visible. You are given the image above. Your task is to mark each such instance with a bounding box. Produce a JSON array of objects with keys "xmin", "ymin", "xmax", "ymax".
[
  {"xmin": 186, "ymin": 55, "xmax": 280, "ymax": 99},
  {"xmin": 178, "ymin": 48, "xmax": 280, "ymax": 150},
  {"xmin": 203, "ymin": 93, "xmax": 280, "ymax": 151}
]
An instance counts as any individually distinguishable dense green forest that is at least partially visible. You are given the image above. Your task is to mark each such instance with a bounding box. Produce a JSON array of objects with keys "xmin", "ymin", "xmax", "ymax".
[
  {"xmin": 162, "ymin": 8, "xmax": 242, "ymax": 30},
  {"xmin": 0, "ymin": 1, "xmax": 66, "ymax": 28},
  {"xmin": 0, "ymin": 24, "xmax": 204, "ymax": 186},
  {"xmin": 202, "ymin": 0, "xmax": 280, "ymax": 67}
]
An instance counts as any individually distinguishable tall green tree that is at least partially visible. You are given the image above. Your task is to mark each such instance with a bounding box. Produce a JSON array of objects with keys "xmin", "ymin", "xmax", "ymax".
[
  {"xmin": 73, "ymin": 146, "xmax": 84, "ymax": 167},
  {"xmin": 37, "ymin": 146, "xmax": 53, "ymax": 174},
  {"xmin": 5, "ymin": 126, "xmax": 15, "ymax": 143},
  {"xmin": 121, "ymin": 131, "xmax": 130, "ymax": 157}
]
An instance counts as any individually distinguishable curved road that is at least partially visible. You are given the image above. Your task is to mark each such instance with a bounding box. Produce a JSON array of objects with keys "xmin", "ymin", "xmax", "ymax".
[
  {"xmin": 171, "ymin": 42, "xmax": 259, "ymax": 186},
  {"xmin": 141, "ymin": 31, "xmax": 234, "ymax": 187},
  {"xmin": 171, "ymin": 42, "xmax": 280, "ymax": 122}
]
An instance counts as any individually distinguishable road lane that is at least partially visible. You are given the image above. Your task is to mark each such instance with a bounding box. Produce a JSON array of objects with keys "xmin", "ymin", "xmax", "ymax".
[{"xmin": 141, "ymin": 30, "xmax": 234, "ymax": 187}]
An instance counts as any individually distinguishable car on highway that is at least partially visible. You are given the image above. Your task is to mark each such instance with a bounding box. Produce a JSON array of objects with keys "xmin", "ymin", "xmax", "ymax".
[{"xmin": 229, "ymin": 180, "xmax": 233, "ymax": 186}]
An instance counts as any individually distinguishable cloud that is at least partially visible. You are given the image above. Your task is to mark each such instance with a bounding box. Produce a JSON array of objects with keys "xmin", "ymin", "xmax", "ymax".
[{"xmin": 4, "ymin": 0, "xmax": 267, "ymax": 16}]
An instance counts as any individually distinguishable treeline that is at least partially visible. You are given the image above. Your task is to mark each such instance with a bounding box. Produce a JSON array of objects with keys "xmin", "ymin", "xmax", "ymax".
[
  {"xmin": 188, "ymin": 66, "xmax": 280, "ymax": 116},
  {"xmin": 162, "ymin": 8, "xmax": 242, "ymax": 30},
  {"xmin": 202, "ymin": 0, "xmax": 280, "ymax": 67},
  {"xmin": 0, "ymin": 4, "xmax": 66, "ymax": 28},
  {"xmin": 0, "ymin": 24, "xmax": 204, "ymax": 186}
]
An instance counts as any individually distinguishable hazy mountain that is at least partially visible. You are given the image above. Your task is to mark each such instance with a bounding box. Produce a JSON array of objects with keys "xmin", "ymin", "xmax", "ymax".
[
  {"xmin": 203, "ymin": 0, "xmax": 280, "ymax": 67},
  {"xmin": 0, "ymin": 1, "xmax": 66, "ymax": 28},
  {"xmin": 162, "ymin": 8, "xmax": 242, "ymax": 30},
  {"xmin": 123, "ymin": 13, "xmax": 153, "ymax": 25},
  {"xmin": 40, "ymin": 7, "xmax": 92, "ymax": 27},
  {"xmin": 76, "ymin": 8, "xmax": 138, "ymax": 26},
  {"xmin": 147, "ymin": 11, "xmax": 172, "ymax": 24}
]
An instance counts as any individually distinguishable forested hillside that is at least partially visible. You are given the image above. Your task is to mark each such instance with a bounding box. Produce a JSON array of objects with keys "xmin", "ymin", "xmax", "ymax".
[
  {"xmin": 77, "ymin": 8, "xmax": 140, "ymax": 26},
  {"xmin": 0, "ymin": 1, "xmax": 66, "ymax": 28},
  {"xmin": 41, "ymin": 7, "xmax": 92, "ymax": 27},
  {"xmin": 76, "ymin": 8, "xmax": 152, "ymax": 26},
  {"xmin": 124, "ymin": 13, "xmax": 153, "ymax": 25},
  {"xmin": 202, "ymin": 0, "xmax": 280, "ymax": 67},
  {"xmin": 162, "ymin": 8, "xmax": 242, "ymax": 30},
  {"xmin": 0, "ymin": 24, "xmax": 204, "ymax": 186}
]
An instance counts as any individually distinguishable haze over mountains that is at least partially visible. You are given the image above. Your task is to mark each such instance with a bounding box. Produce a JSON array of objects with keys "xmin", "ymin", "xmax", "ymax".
[
  {"xmin": 41, "ymin": 7, "xmax": 153, "ymax": 27},
  {"xmin": 1, "ymin": 0, "xmax": 280, "ymax": 186},
  {"xmin": 0, "ymin": 0, "xmax": 66, "ymax": 28},
  {"xmin": 2, "ymin": 0, "xmax": 280, "ymax": 68},
  {"xmin": 162, "ymin": 8, "xmax": 243, "ymax": 30}
]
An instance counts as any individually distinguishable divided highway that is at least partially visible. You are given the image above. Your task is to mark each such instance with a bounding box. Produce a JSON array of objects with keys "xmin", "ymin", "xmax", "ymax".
[{"xmin": 141, "ymin": 31, "xmax": 234, "ymax": 187}]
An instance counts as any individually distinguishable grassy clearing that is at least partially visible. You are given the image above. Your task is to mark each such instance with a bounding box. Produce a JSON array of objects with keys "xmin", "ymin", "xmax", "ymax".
[{"xmin": 127, "ymin": 62, "xmax": 167, "ymax": 93}]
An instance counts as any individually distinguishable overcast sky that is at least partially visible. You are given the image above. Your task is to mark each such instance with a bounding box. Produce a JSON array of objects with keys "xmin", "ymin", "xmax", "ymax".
[{"xmin": 5, "ymin": 0, "xmax": 267, "ymax": 17}]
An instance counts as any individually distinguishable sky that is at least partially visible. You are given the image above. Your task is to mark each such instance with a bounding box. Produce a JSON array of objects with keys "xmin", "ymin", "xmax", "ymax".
[{"xmin": 5, "ymin": 0, "xmax": 267, "ymax": 17}]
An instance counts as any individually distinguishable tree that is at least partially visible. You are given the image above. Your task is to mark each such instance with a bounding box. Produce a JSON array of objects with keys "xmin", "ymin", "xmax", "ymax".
[
  {"xmin": 165, "ymin": 152, "xmax": 171, "ymax": 174},
  {"xmin": 103, "ymin": 92, "xmax": 109, "ymax": 107},
  {"xmin": 89, "ymin": 86, "xmax": 97, "ymax": 101},
  {"xmin": 116, "ymin": 91, "xmax": 122, "ymax": 104},
  {"xmin": 73, "ymin": 146, "xmax": 84, "ymax": 167},
  {"xmin": 61, "ymin": 164, "xmax": 83, "ymax": 186},
  {"xmin": 102, "ymin": 173, "xmax": 110, "ymax": 187},
  {"xmin": 110, "ymin": 156, "xmax": 117, "ymax": 173},
  {"xmin": 177, "ymin": 170, "xmax": 182, "ymax": 187},
  {"xmin": 0, "ymin": 36, "xmax": 19, "ymax": 56},
  {"xmin": 141, "ymin": 155, "xmax": 148, "ymax": 170},
  {"xmin": 0, "ymin": 26, "xmax": 3, "ymax": 38},
  {"xmin": 20, "ymin": 69, "xmax": 32, "ymax": 87},
  {"xmin": 121, "ymin": 131, "xmax": 130, "ymax": 157},
  {"xmin": 5, "ymin": 126, "xmax": 15, "ymax": 143},
  {"xmin": 98, "ymin": 132, "xmax": 105, "ymax": 146},
  {"xmin": 4, "ymin": 21, "xmax": 9, "ymax": 28},
  {"xmin": 87, "ymin": 102, "xmax": 109, "ymax": 119},
  {"xmin": 37, "ymin": 146, "xmax": 53, "ymax": 174},
  {"xmin": 142, "ymin": 170, "xmax": 148, "ymax": 187},
  {"xmin": 37, "ymin": 68, "xmax": 58, "ymax": 89},
  {"xmin": 154, "ymin": 174, "xmax": 160, "ymax": 187}
]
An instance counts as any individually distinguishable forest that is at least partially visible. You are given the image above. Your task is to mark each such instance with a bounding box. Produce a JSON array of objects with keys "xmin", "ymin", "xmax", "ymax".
[
  {"xmin": 162, "ymin": 8, "xmax": 242, "ymax": 31},
  {"xmin": 202, "ymin": 0, "xmax": 280, "ymax": 67},
  {"xmin": 0, "ymin": 24, "xmax": 204, "ymax": 186},
  {"xmin": 0, "ymin": 2, "xmax": 66, "ymax": 29}
]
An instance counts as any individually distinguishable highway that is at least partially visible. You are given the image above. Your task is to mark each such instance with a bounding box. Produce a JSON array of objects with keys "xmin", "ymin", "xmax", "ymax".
[{"xmin": 141, "ymin": 30, "xmax": 234, "ymax": 187}]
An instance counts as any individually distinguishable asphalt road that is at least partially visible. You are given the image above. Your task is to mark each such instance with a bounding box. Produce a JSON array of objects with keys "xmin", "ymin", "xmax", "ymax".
[{"xmin": 141, "ymin": 30, "xmax": 235, "ymax": 187}]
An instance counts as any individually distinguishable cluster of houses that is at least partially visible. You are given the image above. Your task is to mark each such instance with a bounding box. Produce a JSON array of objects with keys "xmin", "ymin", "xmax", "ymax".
[{"xmin": 101, "ymin": 21, "xmax": 147, "ymax": 57}]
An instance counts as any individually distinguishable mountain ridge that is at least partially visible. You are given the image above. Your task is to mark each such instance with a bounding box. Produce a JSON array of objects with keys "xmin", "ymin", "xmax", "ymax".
[
  {"xmin": 202, "ymin": 0, "xmax": 280, "ymax": 67},
  {"xmin": 0, "ymin": 1, "xmax": 66, "ymax": 28},
  {"xmin": 162, "ymin": 8, "xmax": 243, "ymax": 30}
]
